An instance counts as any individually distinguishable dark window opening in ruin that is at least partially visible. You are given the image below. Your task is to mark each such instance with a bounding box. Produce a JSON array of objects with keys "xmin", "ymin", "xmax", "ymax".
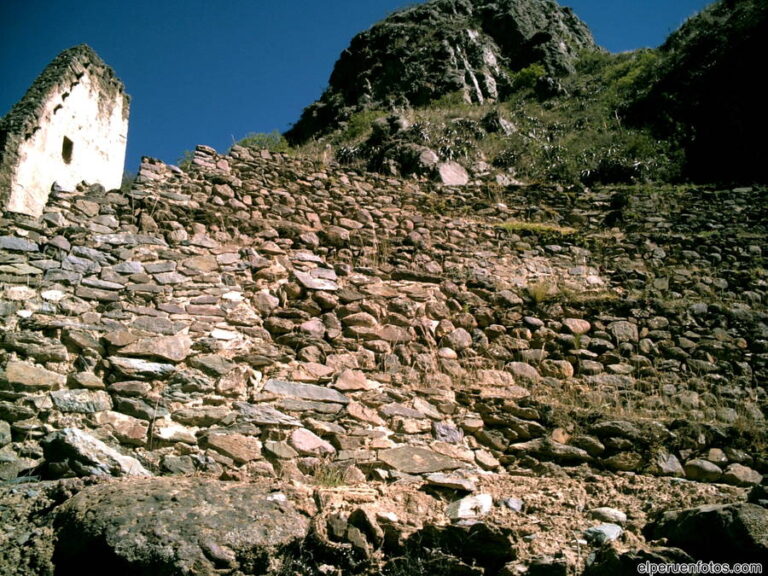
[{"xmin": 62, "ymin": 137, "xmax": 73, "ymax": 164}]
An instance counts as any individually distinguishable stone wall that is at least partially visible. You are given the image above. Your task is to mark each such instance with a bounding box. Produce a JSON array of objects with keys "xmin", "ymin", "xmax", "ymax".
[
  {"xmin": 0, "ymin": 45, "xmax": 129, "ymax": 217},
  {"xmin": 0, "ymin": 143, "xmax": 765, "ymax": 575},
  {"xmin": 0, "ymin": 143, "xmax": 764, "ymax": 488}
]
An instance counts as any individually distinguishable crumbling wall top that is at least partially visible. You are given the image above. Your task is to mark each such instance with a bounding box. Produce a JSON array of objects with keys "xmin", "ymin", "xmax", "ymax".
[
  {"xmin": 0, "ymin": 44, "xmax": 129, "ymax": 143},
  {"xmin": 0, "ymin": 44, "xmax": 130, "ymax": 216}
]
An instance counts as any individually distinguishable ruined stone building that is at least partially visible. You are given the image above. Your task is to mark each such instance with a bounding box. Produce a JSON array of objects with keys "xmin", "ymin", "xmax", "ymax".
[{"xmin": 0, "ymin": 44, "xmax": 130, "ymax": 217}]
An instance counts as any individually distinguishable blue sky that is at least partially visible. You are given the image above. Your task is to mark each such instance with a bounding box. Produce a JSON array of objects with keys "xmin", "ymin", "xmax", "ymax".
[{"xmin": 1, "ymin": 0, "xmax": 713, "ymax": 173}]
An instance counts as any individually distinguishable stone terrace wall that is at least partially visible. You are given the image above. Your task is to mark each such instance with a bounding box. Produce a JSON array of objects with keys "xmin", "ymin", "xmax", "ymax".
[
  {"xmin": 0, "ymin": 45, "xmax": 129, "ymax": 217},
  {"xmin": 0, "ymin": 144, "xmax": 764, "ymax": 489}
]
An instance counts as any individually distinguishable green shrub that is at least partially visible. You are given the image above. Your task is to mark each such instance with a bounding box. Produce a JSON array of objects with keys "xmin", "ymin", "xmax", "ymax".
[
  {"xmin": 575, "ymin": 49, "xmax": 614, "ymax": 75},
  {"xmin": 337, "ymin": 109, "xmax": 387, "ymax": 142},
  {"xmin": 433, "ymin": 90, "xmax": 471, "ymax": 109},
  {"xmin": 600, "ymin": 50, "xmax": 661, "ymax": 100},
  {"xmin": 511, "ymin": 63, "xmax": 546, "ymax": 91},
  {"xmin": 235, "ymin": 130, "xmax": 291, "ymax": 153}
]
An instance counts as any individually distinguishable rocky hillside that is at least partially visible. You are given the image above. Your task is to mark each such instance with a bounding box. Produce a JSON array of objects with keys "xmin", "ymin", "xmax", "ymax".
[
  {"xmin": 629, "ymin": 0, "xmax": 768, "ymax": 182},
  {"xmin": 286, "ymin": 0, "xmax": 596, "ymax": 143},
  {"xmin": 0, "ymin": 142, "xmax": 766, "ymax": 574},
  {"xmin": 287, "ymin": 0, "xmax": 768, "ymax": 186}
]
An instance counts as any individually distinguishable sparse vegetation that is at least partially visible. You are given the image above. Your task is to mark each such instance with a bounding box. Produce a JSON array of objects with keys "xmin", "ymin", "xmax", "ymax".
[
  {"xmin": 338, "ymin": 108, "xmax": 389, "ymax": 143},
  {"xmin": 120, "ymin": 170, "xmax": 136, "ymax": 193},
  {"xmin": 310, "ymin": 457, "xmax": 347, "ymax": 488},
  {"xmin": 176, "ymin": 149, "xmax": 194, "ymax": 170},
  {"xmin": 292, "ymin": 45, "xmax": 683, "ymax": 185},
  {"xmin": 234, "ymin": 130, "xmax": 291, "ymax": 153},
  {"xmin": 496, "ymin": 220, "xmax": 577, "ymax": 237},
  {"xmin": 526, "ymin": 278, "xmax": 558, "ymax": 305}
]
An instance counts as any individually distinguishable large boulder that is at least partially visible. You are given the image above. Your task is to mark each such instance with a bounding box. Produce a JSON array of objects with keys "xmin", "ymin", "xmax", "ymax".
[
  {"xmin": 644, "ymin": 503, "xmax": 768, "ymax": 562},
  {"xmin": 53, "ymin": 478, "xmax": 311, "ymax": 576}
]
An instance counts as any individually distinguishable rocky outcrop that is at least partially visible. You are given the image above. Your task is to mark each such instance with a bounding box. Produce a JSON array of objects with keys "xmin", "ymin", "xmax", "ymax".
[
  {"xmin": 630, "ymin": 0, "xmax": 768, "ymax": 182},
  {"xmin": 0, "ymin": 471, "xmax": 753, "ymax": 576},
  {"xmin": 645, "ymin": 503, "xmax": 768, "ymax": 562},
  {"xmin": 286, "ymin": 0, "xmax": 595, "ymax": 142},
  {"xmin": 288, "ymin": 0, "xmax": 768, "ymax": 186}
]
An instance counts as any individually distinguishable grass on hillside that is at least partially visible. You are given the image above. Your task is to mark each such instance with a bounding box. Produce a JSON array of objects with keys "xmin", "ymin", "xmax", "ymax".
[
  {"xmin": 289, "ymin": 48, "xmax": 683, "ymax": 186},
  {"xmin": 496, "ymin": 220, "xmax": 578, "ymax": 237}
]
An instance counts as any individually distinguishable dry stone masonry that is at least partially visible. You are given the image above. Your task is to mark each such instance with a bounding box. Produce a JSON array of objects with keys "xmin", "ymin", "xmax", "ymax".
[
  {"xmin": 0, "ymin": 45, "xmax": 129, "ymax": 217},
  {"xmin": 1, "ymin": 3, "xmax": 767, "ymax": 572},
  {"xmin": 0, "ymin": 139, "xmax": 765, "ymax": 574}
]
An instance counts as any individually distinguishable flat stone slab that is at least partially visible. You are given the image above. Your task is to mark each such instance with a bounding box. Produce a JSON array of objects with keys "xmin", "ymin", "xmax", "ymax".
[
  {"xmin": 109, "ymin": 356, "xmax": 176, "ymax": 379},
  {"xmin": 446, "ymin": 494, "xmax": 493, "ymax": 521},
  {"xmin": 189, "ymin": 354, "xmax": 235, "ymax": 376},
  {"xmin": 0, "ymin": 236, "xmax": 39, "ymax": 252},
  {"xmin": 289, "ymin": 428, "xmax": 335, "ymax": 456},
  {"xmin": 120, "ymin": 334, "xmax": 192, "ymax": 362},
  {"xmin": 80, "ymin": 277, "xmax": 124, "ymax": 290},
  {"xmin": 234, "ymin": 402, "xmax": 302, "ymax": 427},
  {"xmin": 42, "ymin": 428, "xmax": 151, "ymax": 477},
  {"xmin": 379, "ymin": 403, "xmax": 427, "ymax": 419},
  {"xmin": 154, "ymin": 271, "xmax": 189, "ymax": 285},
  {"xmin": 1, "ymin": 263, "xmax": 43, "ymax": 275},
  {"xmin": 182, "ymin": 254, "xmax": 219, "ymax": 272},
  {"xmin": 203, "ymin": 432, "xmax": 263, "ymax": 464},
  {"xmin": 291, "ymin": 251, "xmax": 324, "ymax": 263},
  {"xmin": 426, "ymin": 473, "xmax": 477, "ymax": 492},
  {"xmin": 378, "ymin": 446, "xmax": 463, "ymax": 474},
  {"xmin": 132, "ymin": 316, "xmax": 187, "ymax": 335},
  {"xmin": 278, "ymin": 398, "xmax": 344, "ymax": 414},
  {"xmin": 172, "ymin": 405, "xmax": 232, "ymax": 427},
  {"xmin": 50, "ymin": 389, "xmax": 112, "ymax": 413},
  {"xmin": 437, "ymin": 161, "xmax": 469, "ymax": 186},
  {"xmin": 294, "ymin": 270, "xmax": 338, "ymax": 291},
  {"xmin": 5, "ymin": 360, "xmax": 66, "ymax": 390},
  {"xmin": 507, "ymin": 438, "xmax": 592, "ymax": 464},
  {"xmin": 264, "ymin": 379, "xmax": 349, "ymax": 405},
  {"xmin": 93, "ymin": 233, "xmax": 167, "ymax": 246},
  {"xmin": 75, "ymin": 286, "xmax": 121, "ymax": 302},
  {"xmin": 53, "ymin": 478, "xmax": 310, "ymax": 575}
]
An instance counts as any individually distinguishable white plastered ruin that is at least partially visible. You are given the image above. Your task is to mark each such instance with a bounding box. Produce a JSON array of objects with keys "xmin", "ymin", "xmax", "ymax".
[{"xmin": 0, "ymin": 45, "xmax": 130, "ymax": 217}]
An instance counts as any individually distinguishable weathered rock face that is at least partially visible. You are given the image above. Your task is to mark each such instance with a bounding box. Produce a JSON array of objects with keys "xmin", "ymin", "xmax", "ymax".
[
  {"xmin": 286, "ymin": 0, "xmax": 595, "ymax": 142},
  {"xmin": 0, "ymin": 44, "xmax": 129, "ymax": 217},
  {"xmin": 645, "ymin": 503, "xmax": 768, "ymax": 562},
  {"xmin": 53, "ymin": 478, "xmax": 311, "ymax": 576}
]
